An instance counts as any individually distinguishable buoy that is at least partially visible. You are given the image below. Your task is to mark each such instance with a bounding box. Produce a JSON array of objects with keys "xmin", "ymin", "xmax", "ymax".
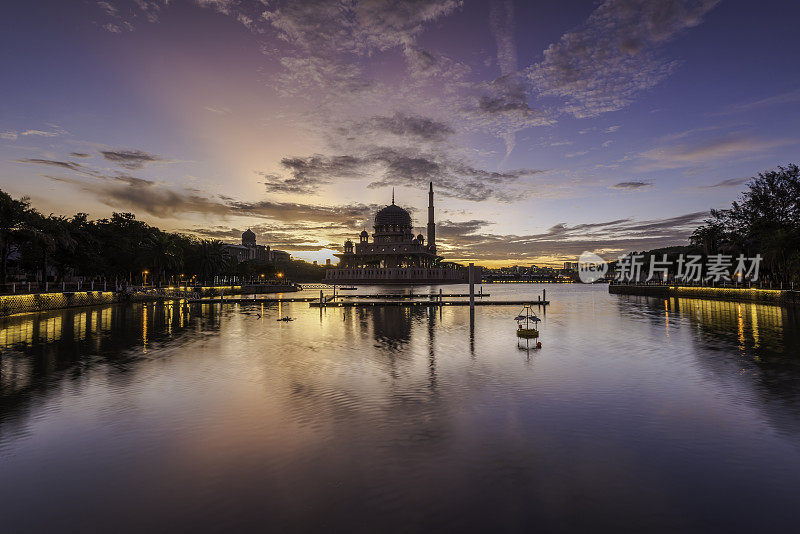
[{"xmin": 536, "ymin": 341, "xmax": 542, "ymax": 349}]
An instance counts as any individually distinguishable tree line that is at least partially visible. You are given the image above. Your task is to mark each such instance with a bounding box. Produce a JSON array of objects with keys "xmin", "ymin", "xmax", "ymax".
[
  {"xmin": 0, "ymin": 189, "xmax": 324, "ymax": 287},
  {"xmin": 691, "ymin": 164, "xmax": 799, "ymax": 286}
]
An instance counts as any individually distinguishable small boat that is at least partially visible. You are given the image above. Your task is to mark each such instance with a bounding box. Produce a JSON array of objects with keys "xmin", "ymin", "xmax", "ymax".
[
  {"xmin": 515, "ymin": 304, "xmax": 541, "ymax": 344},
  {"xmin": 276, "ymin": 317, "xmax": 295, "ymax": 322},
  {"xmin": 338, "ymin": 286, "xmax": 357, "ymax": 290}
]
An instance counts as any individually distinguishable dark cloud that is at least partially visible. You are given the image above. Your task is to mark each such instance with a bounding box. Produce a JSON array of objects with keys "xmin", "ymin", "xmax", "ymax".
[
  {"xmin": 368, "ymin": 113, "xmax": 453, "ymax": 142},
  {"xmin": 69, "ymin": 152, "xmax": 91, "ymax": 158},
  {"xmin": 611, "ymin": 181, "xmax": 654, "ymax": 190},
  {"xmin": 259, "ymin": 154, "xmax": 367, "ymax": 194},
  {"xmin": 433, "ymin": 211, "xmax": 707, "ymax": 262},
  {"xmin": 698, "ymin": 177, "xmax": 748, "ymax": 188},
  {"xmin": 434, "ymin": 220, "xmax": 493, "ymax": 238},
  {"xmin": 16, "ymin": 158, "xmax": 86, "ymax": 172},
  {"xmin": 259, "ymin": 146, "xmax": 546, "ymax": 202},
  {"xmin": 100, "ymin": 149, "xmax": 165, "ymax": 169}
]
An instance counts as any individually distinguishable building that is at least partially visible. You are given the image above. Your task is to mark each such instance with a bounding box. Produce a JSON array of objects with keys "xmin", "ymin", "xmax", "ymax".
[
  {"xmin": 326, "ymin": 183, "xmax": 472, "ymax": 284},
  {"xmin": 223, "ymin": 229, "xmax": 290, "ymax": 264},
  {"xmin": 563, "ymin": 262, "xmax": 579, "ymax": 271}
]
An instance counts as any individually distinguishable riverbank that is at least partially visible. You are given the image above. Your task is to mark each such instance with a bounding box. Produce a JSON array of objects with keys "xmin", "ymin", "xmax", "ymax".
[
  {"xmin": 0, "ymin": 284, "xmax": 300, "ymax": 317},
  {"xmin": 609, "ymin": 284, "xmax": 800, "ymax": 305}
]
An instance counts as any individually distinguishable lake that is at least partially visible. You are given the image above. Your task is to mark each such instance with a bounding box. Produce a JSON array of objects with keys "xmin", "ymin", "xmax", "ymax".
[{"xmin": 1, "ymin": 284, "xmax": 799, "ymax": 532}]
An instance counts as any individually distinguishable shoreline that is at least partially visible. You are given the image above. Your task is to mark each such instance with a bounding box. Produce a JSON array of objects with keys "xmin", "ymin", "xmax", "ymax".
[
  {"xmin": 0, "ymin": 284, "xmax": 300, "ymax": 317},
  {"xmin": 609, "ymin": 284, "xmax": 800, "ymax": 306}
]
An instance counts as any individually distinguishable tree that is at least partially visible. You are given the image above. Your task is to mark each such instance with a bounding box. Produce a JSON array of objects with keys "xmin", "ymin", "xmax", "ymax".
[
  {"xmin": 144, "ymin": 231, "xmax": 182, "ymax": 285},
  {"xmin": 692, "ymin": 164, "xmax": 800, "ymax": 284},
  {"xmin": 0, "ymin": 191, "xmax": 33, "ymax": 285}
]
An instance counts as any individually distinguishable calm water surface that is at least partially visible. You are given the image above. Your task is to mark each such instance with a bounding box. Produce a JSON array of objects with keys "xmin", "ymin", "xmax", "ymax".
[{"xmin": 1, "ymin": 284, "xmax": 799, "ymax": 532}]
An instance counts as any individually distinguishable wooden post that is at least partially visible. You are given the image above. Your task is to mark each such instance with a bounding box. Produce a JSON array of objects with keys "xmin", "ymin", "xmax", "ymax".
[
  {"xmin": 543, "ymin": 288, "xmax": 546, "ymax": 304},
  {"xmin": 320, "ymin": 290, "xmax": 324, "ymax": 307},
  {"xmin": 469, "ymin": 263, "xmax": 475, "ymax": 310}
]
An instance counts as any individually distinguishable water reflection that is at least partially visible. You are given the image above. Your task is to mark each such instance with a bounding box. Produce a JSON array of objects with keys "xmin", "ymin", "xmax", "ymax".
[
  {"xmin": 615, "ymin": 294, "xmax": 800, "ymax": 436},
  {"xmin": 1, "ymin": 287, "xmax": 800, "ymax": 532}
]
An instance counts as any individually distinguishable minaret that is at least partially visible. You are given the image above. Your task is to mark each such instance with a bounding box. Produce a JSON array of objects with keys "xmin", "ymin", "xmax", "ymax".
[{"xmin": 427, "ymin": 182, "xmax": 436, "ymax": 253}]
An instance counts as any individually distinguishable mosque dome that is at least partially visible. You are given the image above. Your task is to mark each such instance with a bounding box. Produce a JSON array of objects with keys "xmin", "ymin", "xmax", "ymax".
[
  {"xmin": 375, "ymin": 204, "xmax": 412, "ymax": 228},
  {"xmin": 360, "ymin": 230, "xmax": 369, "ymax": 237},
  {"xmin": 242, "ymin": 228, "xmax": 256, "ymax": 245},
  {"xmin": 417, "ymin": 234, "xmax": 425, "ymax": 242}
]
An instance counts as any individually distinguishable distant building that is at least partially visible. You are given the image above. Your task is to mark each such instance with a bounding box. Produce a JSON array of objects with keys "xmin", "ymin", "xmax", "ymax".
[
  {"xmin": 326, "ymin": 183, "xmax": 472, "ymax": 284},
  {"xmin": 223, "ymin": 229, "xmax": 290, "ymax": 264},
  {"xmin": 563, "ymin": 262, "xmax": 579, "ymax": 271}
]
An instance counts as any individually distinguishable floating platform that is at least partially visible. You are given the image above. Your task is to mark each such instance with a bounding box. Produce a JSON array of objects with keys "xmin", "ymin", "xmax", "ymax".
[
  {"xmin": 187, "ymin": 297, "xmax": 318, "ymax": 303},
  {"xmin": 331, "ymin": 293, "xmax": 489, "ymax": 300},
  {"xmin": 310, "ymin": 300, "xmax": 549, "ymax": 308}
]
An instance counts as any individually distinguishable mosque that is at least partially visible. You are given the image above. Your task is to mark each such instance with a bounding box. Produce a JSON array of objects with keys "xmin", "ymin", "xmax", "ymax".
[{"xmin": 325, "ymin": 183, "xmax": 469, "ymax": 284}]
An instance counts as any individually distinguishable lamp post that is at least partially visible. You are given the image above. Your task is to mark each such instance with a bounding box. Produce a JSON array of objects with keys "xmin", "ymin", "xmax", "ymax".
[{"xmin": 142, "ymin": 270, "xmax": 149, "ymax": 287}]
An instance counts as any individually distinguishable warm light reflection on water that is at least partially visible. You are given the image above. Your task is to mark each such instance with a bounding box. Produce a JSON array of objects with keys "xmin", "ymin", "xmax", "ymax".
[{"xmin": 1, "ymin": 285, "xmax": 799, "ymax": 532}]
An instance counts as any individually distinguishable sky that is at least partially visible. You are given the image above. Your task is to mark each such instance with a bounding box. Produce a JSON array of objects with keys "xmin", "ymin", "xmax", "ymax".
[{"xmin": 1, "ymin": 0, "xmax": 799, "ymax": 267}]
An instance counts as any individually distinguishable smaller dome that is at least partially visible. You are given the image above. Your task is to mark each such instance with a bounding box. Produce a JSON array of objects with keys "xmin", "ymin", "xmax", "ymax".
[
  {"xmin": 345, "ymin": 239, "xmax": 353, "ymax": 245},
  {"xmin": 360, "ymin": 230, "xmax": 368, "ymax": 237},
  {"xmin": 417, "ymin": 234, "xmax": 424, "ymax": 241}
]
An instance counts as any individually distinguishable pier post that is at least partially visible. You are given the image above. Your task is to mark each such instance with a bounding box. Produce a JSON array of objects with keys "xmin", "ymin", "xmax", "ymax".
[
  {"xmin": 469, "ymin": 263, "xmax": 475, "ymax": 309},
  {"xmin": 320, "ymin": 290, "xmax": 324, "ymax": 307},
  {"xmin": 543, "ymin": 288, "xmax": 546, "ymax": 303}
]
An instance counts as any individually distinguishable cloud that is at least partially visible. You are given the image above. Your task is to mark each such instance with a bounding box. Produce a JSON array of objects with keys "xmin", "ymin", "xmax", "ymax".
[
  {"xmin": 261, "ymin": 0, "xmax": 463, "ymax": 56},
  {"xmin": 565, "ymin": 150, "xmax": 588, "ymax": 158},
  {"xmin": 39, "ymin": 161, "xmax": 378, "ymax": 228},
  {"xmin": 527, "ymin": 0, "xmax": 720, "ymax": 118},
  {"xmin": 433, "ymin": 211, "xmax": 707, "ymax": 262},
  {"xmin": 17, "ymin": 125, "xmax": 68, "ymax": 137},
  {"xmin": 203, "ymin": 106, "xmax": 232, "ymax": 114},
  {"xmin": 489, "ymin": 0, "xmax": 517, "ymax": 76},
  {"xmin": 97, "ymin": 2, "xmax": 118, "ymax": 17},
  {"xmin": 1, "ymin": 131, "xmax": 18, "ymax": 140},
  {"xmin": 15, "ymin": 158, "xmax": 99, "ymax": 176},
  {"xmin": 100, "ymin": 149, "xmax": 165, "ymax": 169},
  {"xmin": 258, "ymin": 154, "xmax": 367, "ymax": 195},
  {"xmin": 611, "ymin": 181, "xmax": 654, "ymax": 190},
  {"xmin": 698, "ymin": 177, "xmax": 748, "ymax": 188},
  {"xmin": 367, "ymin": 113, "xmax": 454, "ymax": 142},
  {"xmin": 711, "ymin": 88, "xmax": 800, "ymax": 116},
  {"xmin": 69, "ymin": 152, "xmax": 91, "ymax": 158},
  {"xmin": 260, "ymin": 146, "xmax": 547, "ymax": 202},
  {"xmin": 638, "ymin": 134, "xmax": 795, "ymax": 171}
]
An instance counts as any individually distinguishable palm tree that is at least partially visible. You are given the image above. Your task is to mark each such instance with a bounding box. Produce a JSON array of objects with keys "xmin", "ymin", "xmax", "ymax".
[
  {"xmin": 0, "ymin": 190, "xmax": 33, "ymax": 285},
  {"xmin": 144, "ymin": 232, "xmax": 182, "ymax": 285},
  {"xmin": 196, "ymin": 240, "xmax": 232, "ymax": 284}
]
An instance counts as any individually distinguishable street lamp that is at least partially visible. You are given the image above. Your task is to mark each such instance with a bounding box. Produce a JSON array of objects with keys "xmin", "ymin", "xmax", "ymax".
[
  {"xmin": 277, "ymin": 272, "xmax": 283, "ymax": 279},
  {"xmin": 143, "ymin": 270, "xmax": 149, "ymax": 286}
]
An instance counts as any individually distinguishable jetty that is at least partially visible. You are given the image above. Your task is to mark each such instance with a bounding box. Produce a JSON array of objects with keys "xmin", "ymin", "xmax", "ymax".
[
  {"xmin": 310, "ymin": 299, "xmax": 548, "ymax": 308},
  {"xmin": 187, "ymin": 297, "xmax": 318, "ymax": 304}
]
